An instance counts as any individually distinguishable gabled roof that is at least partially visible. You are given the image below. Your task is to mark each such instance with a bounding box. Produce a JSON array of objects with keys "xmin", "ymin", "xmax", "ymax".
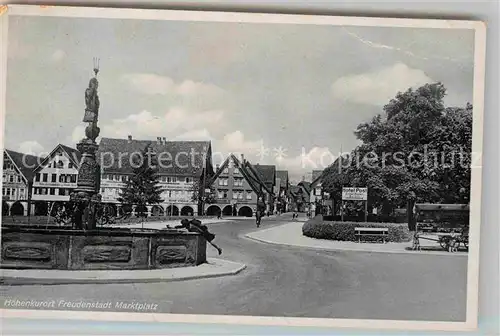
[
  {"xmin": 276, "ymin": 170, "xmax": 289, "ymax": 188},
  {"xmin": 252, "ymin": 164, "xmax": 276, "ymax": 187},
  {"xmin": 97, "ymin": 137, "xmax": 212, "ymax": 177},
  {"xmin": 4, "ymin": 149, "xmax": 44, "ymax": 182},
  {"xmin": 243, "ymin": 161, "xmax": 274, "ymax": 196},
  {"xmin": 311, "ymin": 170, "xmax": 323, "ymax": 188},
  {"xmin": 207, "ymin": 154, "xmax": 275, "ymax": 197},
  {"xmin": 298, "ymin": 181, "xmax": 312, "ymax": 195},
  {"xmin": 289, "ymin": 184, "xmax": 308, "ymax": 202},
  {"xmin": 33, "ymin": 144, "xmax": 81, "ymax": 173},
  {"xmin": 60, "ymin": 144, "xmax": 82, "ymax": 164}
]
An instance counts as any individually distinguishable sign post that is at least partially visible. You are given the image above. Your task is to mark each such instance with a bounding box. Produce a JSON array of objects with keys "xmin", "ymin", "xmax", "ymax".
[{"xmin": 342, "ymin": 187, "xmax": 368, "ymax": 222}]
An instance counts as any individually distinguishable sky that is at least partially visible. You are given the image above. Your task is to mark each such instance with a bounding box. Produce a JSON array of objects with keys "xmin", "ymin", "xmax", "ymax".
[{"xmin": 4, "ymin": 14, "xmax": 475, "ymax": 183}]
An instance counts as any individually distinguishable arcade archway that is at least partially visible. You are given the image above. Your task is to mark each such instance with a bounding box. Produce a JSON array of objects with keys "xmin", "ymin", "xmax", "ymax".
[
  {"xmin": 11, "ymin": 201, "xmax": 25, "ymax": 216},
  {"xmin": 166, "ymin": 205, "xmax": 179, "ymax": 216},
  {"xmin": 206, "ymin": 205, "xmax": 221, "ymax": 216},
  {"xmin": 180, "ymin": 206, "xmax": 194, "ymax": 216},
  {"xmin": 222, "ymin": 205, "xmax": 233, "ymax": 216},
  {"xmin": 238, "ymin": 206, "xmax": 253, "ymax": 217}
]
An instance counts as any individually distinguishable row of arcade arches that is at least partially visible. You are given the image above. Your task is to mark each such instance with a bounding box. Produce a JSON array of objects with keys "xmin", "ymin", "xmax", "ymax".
[
  {"xmin": 205, "ymin": 205, "xmax": 253, "ymax": 217},
  {"xmin": 2, "ymin": 201, "xmax": 253, "ymax": 218}
]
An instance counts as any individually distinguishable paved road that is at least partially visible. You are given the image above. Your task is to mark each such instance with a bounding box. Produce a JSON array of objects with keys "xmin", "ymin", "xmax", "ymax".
[{"xmin": 1, "ymin": 214, "xmax": 467, "ymax": 321}]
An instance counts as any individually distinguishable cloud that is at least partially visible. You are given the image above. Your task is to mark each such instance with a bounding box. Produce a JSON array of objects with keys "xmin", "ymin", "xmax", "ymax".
[
  {"xmin": 67, "ymin": 107, "xmax": 227, "ymax": 146},
  {"xmin": 120, "ymin": 73, "xmax": 225, "ymax": 98},
  {"xmin": 342, "ymin": 27, "xmax": 468, "ymax": 63},
  {"xmin": 18, "ymin": 141, "xmax": 45, "ymax": 156},
  {"xmin": 50, "ymin": 49, "xmax": 66, "ymax": 62},
  {"xmin": 68, "ymin": 125, "xmax": 86, "ymax": 145},
  {"xmin": 173, "ymin": 129, "xmax": 213, "ymax": 142},
  {"xmin": 332, "ymin": 63, "xmax": 434, "ymax": 106}
]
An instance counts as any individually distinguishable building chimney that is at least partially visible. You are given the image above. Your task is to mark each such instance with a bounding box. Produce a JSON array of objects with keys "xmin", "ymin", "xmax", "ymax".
[
  {"xmin": 241, "ymin": 154, "xmax": 245, "ymax": 163},
  {"xmin": 127, "ymin": 135, "xmax": 132, "ymax": 143},
  {"xmin": 162, "ymin": 137, "xmax": 166, "ymax": 144},
  {"xmin": 156, "ymin": 137, "xmax": 162, "ymax": 145}
]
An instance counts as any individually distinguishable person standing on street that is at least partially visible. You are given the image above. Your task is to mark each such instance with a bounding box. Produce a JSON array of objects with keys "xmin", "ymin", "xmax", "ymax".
[{"xmin": 256, "ymin": 195, "xmax": 266, "ymax": 227}]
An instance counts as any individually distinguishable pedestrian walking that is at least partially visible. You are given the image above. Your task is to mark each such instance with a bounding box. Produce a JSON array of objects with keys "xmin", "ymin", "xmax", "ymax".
[{"xmin": 256, "ymin": 196, "xmax": 266, "ymax": 227}]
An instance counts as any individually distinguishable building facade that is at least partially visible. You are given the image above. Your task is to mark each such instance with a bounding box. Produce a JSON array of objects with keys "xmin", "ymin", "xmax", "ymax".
[
  {"xmin": 97, "ymin": 136, "xmax": 214, "ymax": 217},
  {"xmin": 205, "ymin": 154, "xmax": 260, "ymax": 217},
  {"xmin": 31, "ymin": 144, "xmax": 81, "ymax": 215},
  {"xmin": 2, "ymin": 150, "xmax": 43, "ymax": 216},
  {"xmin": 275, "ymin": 170, "xmax": 290, "ymax": 213}
]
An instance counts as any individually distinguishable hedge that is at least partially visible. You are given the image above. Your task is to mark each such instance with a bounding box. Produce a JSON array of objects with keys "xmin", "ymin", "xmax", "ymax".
[
  {"xmin": 322, "ymin": 214, "xmax": 407, "ymax": 223},
  {"xmin": 302, "ymin": 216, "xmax": 411, "ymax": 243}
]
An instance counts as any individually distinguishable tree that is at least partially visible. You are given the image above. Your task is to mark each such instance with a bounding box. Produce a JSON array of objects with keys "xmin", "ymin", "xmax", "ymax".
[
  {"xmin": 117, "ymin": 146, "xmax": 163, "ymax": 217},
  {"xmin": 190, "ymin": 179, "xmax": 216, "ymax": 204},
  {"xmin": 322, "ymin": 83, "xmax": 473, "ymax": 215}
]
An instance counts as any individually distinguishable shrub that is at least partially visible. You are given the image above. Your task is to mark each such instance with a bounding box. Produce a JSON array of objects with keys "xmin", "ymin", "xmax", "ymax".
[
  {"xmin": 302, "ymin": 217, "xmax": 411, "ymax": 243},
  {"xmin": 322, "ymin": 214, "xmax": 407, "ymax": 223}
]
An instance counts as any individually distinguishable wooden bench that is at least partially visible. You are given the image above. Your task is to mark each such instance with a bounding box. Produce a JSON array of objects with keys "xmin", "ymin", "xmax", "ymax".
[{"xmin": 355, "ymin": 227, "xmax": 389, "ymax": 243}]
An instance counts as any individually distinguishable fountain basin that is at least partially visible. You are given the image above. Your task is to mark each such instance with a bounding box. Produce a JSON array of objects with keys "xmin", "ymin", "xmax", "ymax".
[{"xmin": 1, "ymin": 225, "xmax": 207, "ymax": 270}]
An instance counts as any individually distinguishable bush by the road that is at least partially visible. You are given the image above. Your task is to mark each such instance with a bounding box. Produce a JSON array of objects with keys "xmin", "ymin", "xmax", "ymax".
[
  {"xmin": 322, "ymin": 214, "xmax": 407, "ymax": 223},
  {"xmin": 302, "ymin": 216, "xmax": 411, "ymax": 243}
]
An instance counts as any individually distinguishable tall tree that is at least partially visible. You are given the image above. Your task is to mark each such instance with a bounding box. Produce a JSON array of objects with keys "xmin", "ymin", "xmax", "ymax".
[
  {"xmin": 190, "ymin": 179, "xmax": 216, "ymax": 205},
  {"xmin": 118, "ymin": 146, "xmax": 163, "ymax": 216},
  {"xmin": 322, "ymin": 83, "xmax": 473, "ymax": 215}
]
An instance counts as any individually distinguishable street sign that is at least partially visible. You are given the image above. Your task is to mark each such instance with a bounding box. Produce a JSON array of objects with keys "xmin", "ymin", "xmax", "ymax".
[{"xmin": 342, "ymin": 187, "xmax": 367, "ymax": 201}]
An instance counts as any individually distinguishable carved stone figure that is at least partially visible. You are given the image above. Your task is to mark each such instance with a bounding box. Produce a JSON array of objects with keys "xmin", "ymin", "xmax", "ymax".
[{"xmin": 83, "ymin": 77, "xmax": 100, "ymax": 123}]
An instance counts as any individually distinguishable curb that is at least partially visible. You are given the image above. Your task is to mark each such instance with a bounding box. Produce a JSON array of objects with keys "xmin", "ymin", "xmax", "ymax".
[
  {"xmin": 0, "ymin": 258, "xmax": 246, "ymax": 286},
  {"xmin": 244, "ymin": 233, "xmax": 467, "ymax": 257}
]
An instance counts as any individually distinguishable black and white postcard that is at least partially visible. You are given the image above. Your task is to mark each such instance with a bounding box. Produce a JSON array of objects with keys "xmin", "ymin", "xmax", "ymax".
[{"xmin": 0, "ymin": 4, "xmax": 486, "ymax": 332}]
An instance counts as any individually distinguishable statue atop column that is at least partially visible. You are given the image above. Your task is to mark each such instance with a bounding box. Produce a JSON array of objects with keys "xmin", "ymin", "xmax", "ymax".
[{"xmin": 70, "ymin": 58, "xmax": 102, "ymax": 230}]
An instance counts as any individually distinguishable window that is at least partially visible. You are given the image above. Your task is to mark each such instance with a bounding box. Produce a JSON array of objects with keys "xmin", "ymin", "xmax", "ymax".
[
  {"xmin": 57, "ymin": 160, "xmax": 64, "ymax": 168},
  {"xmin": 246, "ymin": 191, "xmax": 253, "ymax": 200},
  {"xmin": 232, "ymin": 192, "xmax": 238, "ymax": 199},
  {"xmin": 50, "ymin": 188, "xmax": 55, "ymax": 195},
  {"xmin": 68, "ymin": 162, "xmax": 74, "ymax": 169},
  {"xmin": 218, "ymin": 191, "xmax": 223, "ymax": 199},
  {"xmin": 20, "ymin": 188, "xmax": 25, "ymax": 196},
  {"xmin": 219, "ymin": 178, "xmax": 228, "ymax": 186},
  {"xmin": 35, "ymin": 173, "xmax": 40, "ymax": 182},
  {"xmin": 172, "ymin": 177, "xmax": 177, "ymax": 183},
  {"xmin": 121, "ymin": 176, "xmax": 127, "ymax": 182},
  {"xmin": 9, "ymin": 175, "xmax": 14, "ymax": 182},
  {"xmin": 234, "ymin": 178, "xmax": 243, "ymax": 187},
  {"xmin": 185, "ymin": 177, "xmax": 191, "ymax": 183},
  {"xmin": 2, "ymin": 188, "xmax": 4, "ymax": 196},
  {"xmin": 223, "ymin": 167, "xmax": 229, "ymax": 174},
  {"xmin": 223, "ymin": 191, "xmax": 228, "ymax": 199},
  {"xmin": 42, "ymin": 173, "xmax": 48, "ymax": 182},
  {"xmin": 234, "ymin": 167, "xmax": 239, "ymax": 174},
  {"xmin": 6, "ymin": 188, "xmax": 11, "ymax": 196},
  {"xmin": 315, "ymin": 188, "xmax": 321, "ymax": 196},
  {"xmin": 51, "ymin": 174, "xmax": 57, "ymax": 183},
  {"xmin": 71, "ymin": 175, "xmax": 77, "ymax": 183}
]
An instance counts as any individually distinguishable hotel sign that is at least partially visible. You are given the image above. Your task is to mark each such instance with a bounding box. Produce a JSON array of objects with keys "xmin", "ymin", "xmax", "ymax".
[{"xmin": 342, "ymin": 187, "xmax": 367, "ymax": 201}]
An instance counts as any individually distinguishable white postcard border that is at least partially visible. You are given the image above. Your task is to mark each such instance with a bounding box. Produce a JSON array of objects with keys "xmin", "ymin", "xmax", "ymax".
[{"xmin": 0, "ymin": 4, "xmax": 486, "ymax": 332}]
